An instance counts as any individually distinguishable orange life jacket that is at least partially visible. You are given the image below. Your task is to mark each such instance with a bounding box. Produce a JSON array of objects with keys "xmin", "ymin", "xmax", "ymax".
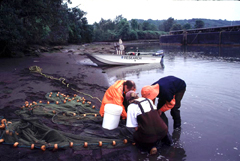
[{"xmin": 99, "ymin": 80, "xmax": 127, "ymax": 119}]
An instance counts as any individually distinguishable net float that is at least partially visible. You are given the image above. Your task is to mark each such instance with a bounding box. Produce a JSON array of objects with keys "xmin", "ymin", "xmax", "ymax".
[
  {"xmin": 53, "ymin": 144, "xmax": 58, "ymax": 150},
  {"xmin": 112, "ymin": 141, "xmax": 116, "ymax": 146},
  {"xmin": 0, "ymin": 139, "xmax": 4, "ymax": 143},
  {"xmin": 56, "ymin": 101, "xmax": 59, "ymax": 104},
  {"xmin": 1, "ymin": 119, "xmax": 7, "ymax": 124},
  {"xmin": 31, "ymin": 144, "xmax": 34, "ymax": 150},
  {"xmin": 84, "ymin": 142, "xmax": 88, "ymax": 148},
  {"xmin": 92, "ymin": 105, "xmax": 95, "ymax": 109},
  {"xmin": 47, "ymin": 101, "xmax": 50, "ymax": 104},
  {"xmin": 63, "ymin": 100, "xmax": 66, "ymax": 104},
  {"xmin": 0, "ymin": 124, "xmax": 5, "ymax": 129},
  {"xmin": 41, "ymin": 145, "xmax": 46, "ymax": 151},
  {"xmin": 123, "ymin": 139, "xmax": 128, "ymax": 144},
  {"xmin": 69, "ymin": 142, "xmax": 73, "ymax": 148},
  {"xmin": 13, "ymin": 142, "xmax": 19, "ymax": 147},
  {"xmin": 99, "ymin": 141, "xmax": 102, "ymax": 147}
]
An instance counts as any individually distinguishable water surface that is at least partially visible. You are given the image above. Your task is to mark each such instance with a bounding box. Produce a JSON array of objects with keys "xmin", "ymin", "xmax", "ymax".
[{"xmin": 99, "ymin": 45, "xmax": 240, "ymax": 160}]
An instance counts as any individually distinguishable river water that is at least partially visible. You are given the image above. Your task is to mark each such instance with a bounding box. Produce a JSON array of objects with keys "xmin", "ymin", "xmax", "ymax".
[{"xmin": 98, "ymin": 44, "xmax": 240, "ymax": 161}]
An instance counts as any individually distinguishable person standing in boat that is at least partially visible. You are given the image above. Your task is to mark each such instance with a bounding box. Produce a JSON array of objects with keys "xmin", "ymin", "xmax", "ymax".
[
  {"xmin": 142, "ymin": 76, "xmax": 186, "ymax": 129},
  {"xmin": 99, "ymin": 80, "xmax": 136, "ymax": 119},
  {"xmin": 125, "ymin": 90, "xmax": 173, "ymax": 155}
]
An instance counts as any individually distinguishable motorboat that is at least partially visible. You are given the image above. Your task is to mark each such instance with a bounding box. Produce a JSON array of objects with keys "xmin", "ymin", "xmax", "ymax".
[{"xmin": 85, "ymin": 53, "xmax": 164, "ymax": 66}]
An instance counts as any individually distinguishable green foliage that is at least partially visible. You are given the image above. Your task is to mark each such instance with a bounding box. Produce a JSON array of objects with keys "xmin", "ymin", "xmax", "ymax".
[
  {"xmin": 0, "ymin": 0, "xmax": 93, "ymax": 57},
  {"xmin": 182, "ymin": 23, "xmax": 191, "ymax": 30},
  {"xmin": 194, "ymin": 20, "xmax": 205, "ymax": 29},
  {"xmin": 130, "ymin": 19, "xmax": 138, "ymax": 30},
  {"xmin": 163, "ymin": 17, "xmax": 175, "ymax": 32},
  {"xmin": 171, "ymin": 24, "xmax": 182, "ymax": 31}
]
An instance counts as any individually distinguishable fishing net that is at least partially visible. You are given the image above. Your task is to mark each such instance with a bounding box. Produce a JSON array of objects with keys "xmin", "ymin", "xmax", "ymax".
[{"xmin": 0, "ymin": 92, "xmax": 135, "ymax": 151}]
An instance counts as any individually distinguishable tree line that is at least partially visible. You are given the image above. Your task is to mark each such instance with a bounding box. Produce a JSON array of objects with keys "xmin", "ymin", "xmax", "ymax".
[{"xmin": 1, "ymin": 0, "xmax": 239, "ymax": 57}]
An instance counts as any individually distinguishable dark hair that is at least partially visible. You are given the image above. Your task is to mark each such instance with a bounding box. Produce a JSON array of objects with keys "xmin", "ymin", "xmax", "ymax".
[{"xmin": 124, "ymin": 80, "xmax": 136, "ymax": 90}]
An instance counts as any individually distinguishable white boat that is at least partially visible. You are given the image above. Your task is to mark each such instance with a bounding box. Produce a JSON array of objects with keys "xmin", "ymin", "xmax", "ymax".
[{"xmin": 85, "ymin": 53, "xmax": 164, "ymax": 66}]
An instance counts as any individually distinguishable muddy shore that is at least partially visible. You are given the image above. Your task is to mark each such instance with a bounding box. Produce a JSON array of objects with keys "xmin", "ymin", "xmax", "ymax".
[{"xmin": 0, "ymin": 44, "xmax": 141, "ymax": 161}]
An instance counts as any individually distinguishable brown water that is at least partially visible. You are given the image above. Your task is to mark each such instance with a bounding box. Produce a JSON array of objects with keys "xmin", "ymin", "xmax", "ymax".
[{"xmin": 89, "ymin": 45, "xmax": 240, "ymax": 161}]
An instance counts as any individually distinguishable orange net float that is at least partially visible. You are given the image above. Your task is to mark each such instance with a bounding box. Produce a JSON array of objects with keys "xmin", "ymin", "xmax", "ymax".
[
  {"xmin": 41, "ymin": 145, "xmax": 46, "ymax": 151},
  {"xmin": 82, "ymin": 101, "xmax": 85, "ymax": 104},
  {"xmin": 132, "ymin": 143, "xmax": 136, "ymax": 146},
  {"xmin": 112, "ymin": 141, "xmax": 116, "ymax": 146},
  {"xmin": 53, "ymin": 144, "xmax": 58, "ymax": 150},
  {"xmin": 99, "ymin": 141, "xmax": 102, "ymax": 147},
  {"xmin": 56, "ymin": 101, "xmax": 59, "ymax": 104},
  {"xmin": 52, "ymin": 110, "xmax": 56, "ymax": 114},
  {"xmin": 84, "ymin": 142, "xmax": 88, "ymax": 148},
  {"xmin": 0, "ymin": 139, "xmax": 4, "ymax": 143},
  {"xmin": 0, "ymin": 118, "xmax": 6, "ymax": 124},
  {"xmin": 83, "ymin": 114, "xmax": 86, "ymax": 117},
  {"xmin": 77, "ymin": 100, "xmax": 80, "ymax": 102},
  {"xmin": 68, "ymin": 99, "xmax": 71, "ymax": 102},
  {"xmin": 88, "ymin": 101, "xmax": 91, "ymax": 105},
  {"xmin": 31, "ymin": 144, "xmax": 35, "ymax": 150},
  {"xmin": 39, "ymin": 100, "xmax": 42, "ymax": 103},
  {"xmin": 123, "ymin": 139, "xmax": 128, "ymax": 144},
  {"xmin": 13, "ymin": 142, "xmax": 19, "ymax": 147},
  {"xmin": 94, "ymin": 114, "xmax": 97, "ymax": 117},
  {"xmin": 74, "ymin": 94, "xmax": 77, "ymax": 97},
  {"xmin": 63, "ymin": 100, "xmax": 66, "ymax": 104},
  {"xmin": 47, "ymin": 101, "xmax": 50, "ymax": 104},
  {"xmin": 69, "ymin": 142, "xmax": 73, "ymax": 148},
  {"xmin": 0, "ymin": 124, "xmax": 5, "ymax": 129},
  {"xmin": 92, "ymin": 105, "xmax": 95, "ymax": 109}
]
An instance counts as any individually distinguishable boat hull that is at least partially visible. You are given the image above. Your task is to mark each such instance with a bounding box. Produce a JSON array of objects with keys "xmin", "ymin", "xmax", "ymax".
[{"xmin": 85, "ymin": 54, "xmax": 163, "ymax": 66}]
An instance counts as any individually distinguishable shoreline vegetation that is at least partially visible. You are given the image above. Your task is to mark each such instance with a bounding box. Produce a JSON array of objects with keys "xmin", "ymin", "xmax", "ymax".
[{"xmin": 2, "ymin": 1, "xmax": 239, "ymax": 58}]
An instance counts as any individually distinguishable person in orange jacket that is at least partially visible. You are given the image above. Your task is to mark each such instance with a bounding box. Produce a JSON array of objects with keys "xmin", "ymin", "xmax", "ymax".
[
  {"xmin": 142, "ymin": 76, "xmax": 186, "ymax": 129},
  {"xmin": 99, "ymin": 80, "xmax": 136, "ymax": 119}
]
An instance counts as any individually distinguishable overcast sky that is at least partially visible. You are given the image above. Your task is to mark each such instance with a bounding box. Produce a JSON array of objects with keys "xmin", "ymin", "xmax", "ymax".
[{"xmin": 68, "ymin": 0, "xmax": 240, "ymax": 24}]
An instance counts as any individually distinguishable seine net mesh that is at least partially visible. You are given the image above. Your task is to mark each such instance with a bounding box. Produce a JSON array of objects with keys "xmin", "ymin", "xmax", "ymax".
[{"xmin": 0, "ymin": 92, "xmax": 134, "ymax": 151}]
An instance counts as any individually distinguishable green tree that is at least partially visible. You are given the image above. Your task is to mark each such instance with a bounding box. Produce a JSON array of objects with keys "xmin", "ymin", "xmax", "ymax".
[
  {"xmin": 131, "ymin": 19, "xmax": 138, "ymax": 30},
  {"xmin": 182, "ymin": 23, "xmax": 191, "ymax": 30},
  {"xmin": 142, "ymin": 21, "xmax": 151, "ymax": 31},
  {"xmin": 194, "ymin": 20, "xmax": 205, "ymax": 28},
  {"xmin": 163, "ymin": 17, "xmax": 174, "ymax": 32},
  {"xmin": 171, "ymin": 24, "xmax": 182, "ymax": 31}
]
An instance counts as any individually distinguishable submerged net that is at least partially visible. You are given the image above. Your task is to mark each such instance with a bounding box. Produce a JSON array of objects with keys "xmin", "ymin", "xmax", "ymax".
[{"xmin": 0, "ymin": 92, "xmax": 134, "ymax": 151}]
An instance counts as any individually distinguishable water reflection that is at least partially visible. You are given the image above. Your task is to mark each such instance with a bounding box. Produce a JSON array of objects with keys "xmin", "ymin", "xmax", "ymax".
[
  {"xmin": 102, "ymin": 63, "xmax": 164, "ymax": 84},
  {"xmin": 125, "ymin": 44, "xmax": 240, "ymax": 62}
]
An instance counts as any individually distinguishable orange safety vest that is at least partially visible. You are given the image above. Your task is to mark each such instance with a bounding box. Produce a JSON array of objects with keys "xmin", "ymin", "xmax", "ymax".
[{"xmin": 99, "ymin": 80, "xmax": 127, "ymax": 119}]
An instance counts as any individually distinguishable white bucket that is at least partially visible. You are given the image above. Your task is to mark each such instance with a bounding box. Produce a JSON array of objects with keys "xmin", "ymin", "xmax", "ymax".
[{"xmin": 102, "ymin": 104, "xmax": 123, "ymax": 130}]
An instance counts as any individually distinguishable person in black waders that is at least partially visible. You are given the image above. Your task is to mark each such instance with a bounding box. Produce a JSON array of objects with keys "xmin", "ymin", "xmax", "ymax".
[
  {"xmin": 125, "ymin": 90, "xmax": 173, "ymax": 155},
  {"xmin": 142, "ymin": 76, "xmax": 186, "ymax": 129}
]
